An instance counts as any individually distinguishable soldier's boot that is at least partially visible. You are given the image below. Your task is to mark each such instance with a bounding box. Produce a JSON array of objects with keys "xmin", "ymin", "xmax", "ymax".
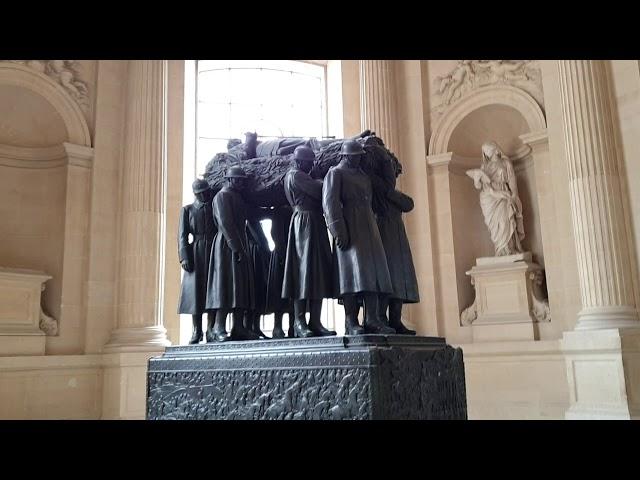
[
  {"xmin": 287, "ymin": 310, "xmax": 296, "ymax": 338},
  {"xmin": 308, "ymin": 299, "xmax": 336, "ymax": 337},
  {"xmin": 272, "ymin": 312, "xmax": 286, "ymax": 339},
  {"xmin": 208, "ymin": 311, "xmax": 230, "ymax": 342},
  {"xmin": 292, "ymin": 300, "xmax": 313, "ymax": 338},
  {"xmin": 190, "ymin": 314, "xmax": 203, "ymax": 344},
  {"xmin": 251, "ymin": 313, "xmax": 270, "ymax": 339},
  {"xmin": 343, "ymin": 296, "xmax": 365, "ymax": 336},
  {"xmin": 363, "ymin": 295, "xmax": 395, "ymax": 335},
  {"xmin": 376, "ymin": 296, "xmax": 391, "ymax": 327},
  {"xmin": 388, "ymin": 299, "xmax": 416, "ymax": 335},
  {"xmin": 345, "ymin": 316, "xmax": 365, "ymax": 336},
  {"xmin": 231, "ymin": 310, "xmax": 260, "ymax": 341}
]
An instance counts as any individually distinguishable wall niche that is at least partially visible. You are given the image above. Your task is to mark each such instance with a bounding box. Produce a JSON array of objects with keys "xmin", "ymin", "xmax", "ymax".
[
  {"xmin": 0, "ymin": 62, "xmax": 93, "ymax": 355},
  {"xmin": 427, "ymin": 84, "xmax": 549, "ymax": 343}
]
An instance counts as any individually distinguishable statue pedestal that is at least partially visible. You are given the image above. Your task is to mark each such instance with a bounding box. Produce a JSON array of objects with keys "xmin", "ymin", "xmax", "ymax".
[
  {"xmin": 0, "ymin": 267, "xmax": 53, "ymax": 356},
  {"xmin": 146, "ymin": 335, "xmax": 467, "ymax": 420},
  {"xmin": 462, "ymin": 253, "xmax": 550, "ymax": 342}
]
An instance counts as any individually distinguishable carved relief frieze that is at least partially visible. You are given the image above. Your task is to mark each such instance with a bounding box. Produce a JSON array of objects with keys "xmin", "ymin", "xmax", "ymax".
[
  {"xmin": 9, "ymin": 60, "xmax": 90, "ymax": 111},
  {"xmin": 432, "ymin": 60, "xmax": 544, "ymax": 119}
]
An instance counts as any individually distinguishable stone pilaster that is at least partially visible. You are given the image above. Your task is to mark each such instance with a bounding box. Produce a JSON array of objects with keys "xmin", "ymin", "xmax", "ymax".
[
  {"xmin": 558, "ymin": 60, "xmax": 640, "ymax": 419},
  {"xmin": 557, "ymin": 60, "xmax": 640, "ymax": 330},
  {"xmin": 359, "ymin": 60, "xmax": 400, "ymax": 155},
  {"xmin": 104, "ymin": 60, "xmax": 170, "ymax": 353}
]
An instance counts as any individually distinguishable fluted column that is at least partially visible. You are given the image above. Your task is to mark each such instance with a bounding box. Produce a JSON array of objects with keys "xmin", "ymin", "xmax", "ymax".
[
  {"xmin": 104, "ymin": 60, "xmax": 171, "ymax": 352},
  {"xmin": 359, "ymin": 60, "xmax": 400, "ymax": 155},
  {"xmin": 558, "ymin": 60, "xmax": 640, "ymax": 330}
]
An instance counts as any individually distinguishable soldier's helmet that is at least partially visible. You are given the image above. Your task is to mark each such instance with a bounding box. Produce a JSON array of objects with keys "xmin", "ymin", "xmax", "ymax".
[
  {"xmin": 340, "ymin": 140, "xmax": 365, "ymax": 156},
  {"xmin": 192, "ymin": 178, "xmax": 210, "ymax": 194},
  {"xmin": 293, "ymin": 146, "xmax": 315, "ymax": 163},
  {"xmin": 224, "ymin": 166, "xmax": 248, "ymax": 178}
]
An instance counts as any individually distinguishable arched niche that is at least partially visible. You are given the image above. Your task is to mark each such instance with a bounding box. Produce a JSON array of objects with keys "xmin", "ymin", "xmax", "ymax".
[
  {"xmin": 447, "ymin": 104, "xmax": 532, "ymax": 158},
  {"xmin": 426, "ymin": 85, "xmax": 549, "ymax": 342},
  {"xmin": 0, "ymin": 62, "xmax": 90, "ymax": 147},
  {"xmin": 0, "ymin": 61, "xmax": 93, "ymax": 354},
  {"xmin": 429, "ymin": 84, "xmax": 546, "ymax": 156}
]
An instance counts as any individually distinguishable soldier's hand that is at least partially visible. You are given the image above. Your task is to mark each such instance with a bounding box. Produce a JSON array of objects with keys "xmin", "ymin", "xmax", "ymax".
[
  {"xmin": 336, "ymin": 234, "xmax": 349, "ymax": 250},
  {"xmin": 181, "ymin": 260, "xmax": 193, "ymax": 272}
]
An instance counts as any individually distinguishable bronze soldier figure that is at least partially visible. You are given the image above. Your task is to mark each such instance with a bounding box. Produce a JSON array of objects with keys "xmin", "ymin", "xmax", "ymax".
[
  {"xmin": 178, "ymin": 179, "xmax": 217, "ymax": 344},
  {"xmin": 375, "ymin": 187, "xmax": 419, "ymax": 335},
  {"xmin": 282, "ymin": 146, "xmax": 336, "ymax": 337},
  {"xmin": 266, "ymin": 205, "xmax": 294, "ymax": 339},
  {"xmin": 368, "ymin": 155, "xmax": 419, "ymax": 335},
  {"xmin": 206, "ymin": 166, "xmax": 260, "ymax": 341},
  {"xmin": 245, "ymin": 210, "xmax": 271, "ymax": 339},
  {"xmin": 322, "ymin": 140, "xmax": 396, "ymax": 336}
]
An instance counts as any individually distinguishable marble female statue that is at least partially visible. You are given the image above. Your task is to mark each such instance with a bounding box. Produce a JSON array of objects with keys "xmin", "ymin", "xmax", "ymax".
[{"xmin": 466, "ymin": 141, "xmax": 525, "ymax": 256}]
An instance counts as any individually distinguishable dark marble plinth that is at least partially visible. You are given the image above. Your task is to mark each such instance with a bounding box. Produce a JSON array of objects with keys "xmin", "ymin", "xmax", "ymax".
[{"xmin": 146, "ymin": 335, "xmax": 467, "ymax": 420}]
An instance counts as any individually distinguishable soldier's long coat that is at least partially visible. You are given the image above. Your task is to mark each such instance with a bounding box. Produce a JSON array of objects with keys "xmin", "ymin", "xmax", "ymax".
[
  {"xmin": 376, "ymin": 189, "xmax": 420, "ymax": 303},
  {"xmin": 322, "ymin": 160, "xmax": 393, "ymax": 297},
  {"xmin": 177, "ymin": 199, "xmax": 216, "ymax": 314},
  {"xmin": 281, "ymin": 168, "xmax": 334, "ymax": 300},
  {"xmin": 206, "ymin": 187, "xmax": 255, "ymax": 310}
]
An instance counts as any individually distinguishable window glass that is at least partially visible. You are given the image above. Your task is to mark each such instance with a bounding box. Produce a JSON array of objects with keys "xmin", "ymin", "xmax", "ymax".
[
  {"xmin": 196, "ymin": 60, "xmax": 326, "ymax": 163},
  {"xmin": 181, "ymin": 60, "xmax": 334, "ymax": 344}
]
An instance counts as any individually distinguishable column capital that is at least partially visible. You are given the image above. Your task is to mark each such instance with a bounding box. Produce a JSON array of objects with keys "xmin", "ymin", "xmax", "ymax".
[
  {"xmin": 62, "ymin": 142, "xmax": 94, "ymax": 169},
  {"xmin": 518, "ymin": 129, "xmax": 548, "ymax": 153}
]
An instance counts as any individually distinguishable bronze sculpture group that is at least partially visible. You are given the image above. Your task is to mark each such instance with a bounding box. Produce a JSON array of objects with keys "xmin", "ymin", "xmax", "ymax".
[{"xmin": 178, "ymin": 131, "xmax": 420, "ymax": 343}]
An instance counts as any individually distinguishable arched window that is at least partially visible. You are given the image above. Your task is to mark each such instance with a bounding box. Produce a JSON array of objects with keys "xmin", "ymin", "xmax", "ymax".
[
  {"xmin": 180, "ymin": 60, "xmax": 342, "ymax": 343},
  {"xmin": 195, "ymin": 60, "xmax": 327, "ymax": 174}
]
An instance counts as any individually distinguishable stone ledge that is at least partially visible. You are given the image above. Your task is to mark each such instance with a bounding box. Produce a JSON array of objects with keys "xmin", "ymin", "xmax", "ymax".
[
  {"xmin": 0, "ymin": 353, "xmax": 103, "ymax": 371},
  {"xmin": 457, "ymin": 339, "xmax": 563, "ymax": 359}
]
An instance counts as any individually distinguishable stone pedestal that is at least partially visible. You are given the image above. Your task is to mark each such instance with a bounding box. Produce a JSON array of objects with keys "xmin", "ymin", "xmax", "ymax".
[
  {"xmin": 146, "ymin": 335, "xmax": 467, "ymax": 420},
  {"xmin": 562, "ymin": 328, "xmax": 640, "ymax": 419},
  {"xmin": 462, "ymin": 253, "xmax": 550, "ymax": 342},
  {"xmin": 0, "ymin": 267, "xmax": 55, "ymax": 356}
]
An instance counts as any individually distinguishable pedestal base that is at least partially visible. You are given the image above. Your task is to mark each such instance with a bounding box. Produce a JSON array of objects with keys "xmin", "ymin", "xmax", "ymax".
[
  {"xmin": 146, "ymin": 335, "xmax": 467, "ymax": 420},
  {"xmin": 562, "ymin": 328, "xmax": 640, "ymax": 419},
  {"xmin": 103, "ymin": 351, "xmax": 164, "ymax": 419},
  {"xmin": 0, "ymin": 334, "xmax": 45, "ymax": 356},
  {"xmin": 0, "ymin": 267, "xmax": 53, "ymax": 356},
  {"xmin": 461, "ymin": 253, "xmax": 550, "ymax": 342}
]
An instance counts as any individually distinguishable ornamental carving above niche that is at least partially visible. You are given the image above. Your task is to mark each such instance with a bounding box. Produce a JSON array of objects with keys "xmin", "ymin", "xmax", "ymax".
[
  {"xmin": 9, "ymin": 60, "xmax": 90, "ymax": 111},
  {"xmin": 432, "ymin": 60, "xmax": 543, "ymax": 117}
]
